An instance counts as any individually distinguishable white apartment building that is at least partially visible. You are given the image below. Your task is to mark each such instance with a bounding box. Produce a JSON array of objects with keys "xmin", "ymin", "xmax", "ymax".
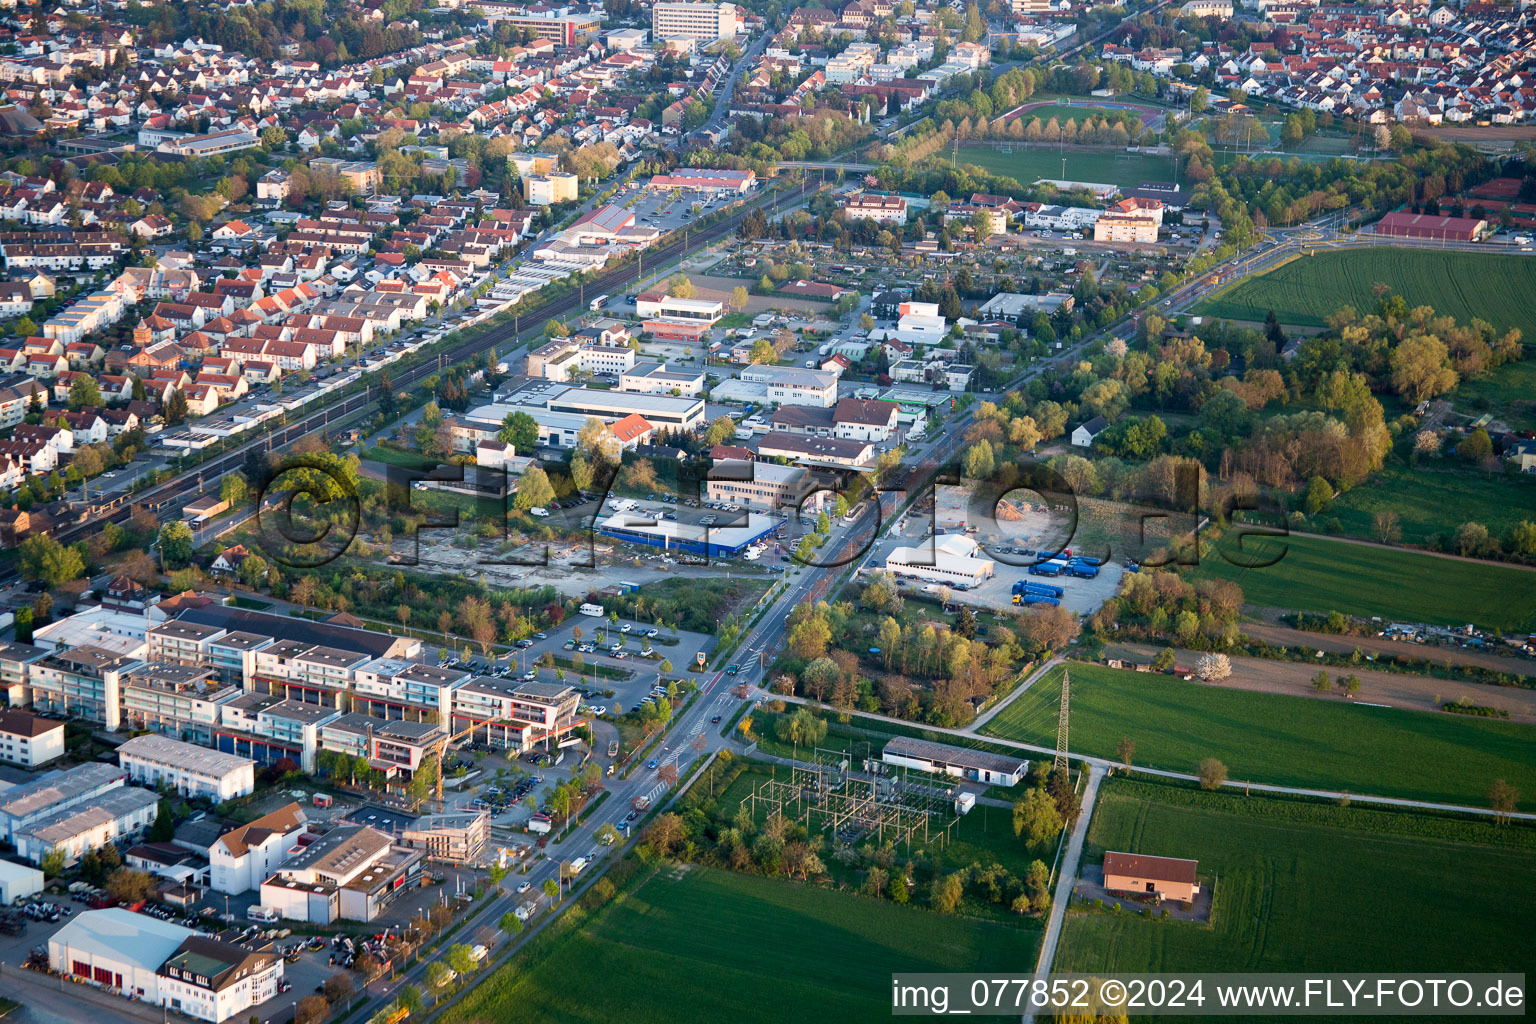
[
  {"xmin": 652, "ymin": 1, "xmax": 740, "ymax": 41},
  {"xmin": 526, "ymin": 337, "xmax": 637, "ymax": 380},
  {"xmin": 740, "ymin": 364, "xmax": 839, "ymax": 408},
  {"xmin": 0, "ymin": 708, "xmax": 64, "ymax": 766},
  {"xmin": 117, "ymin": 734, "xmax": 256, "ymax": 802},
  {"xmin": 210, "ymin": 802, "xmax": 307, "ymax": 895},
  {"xmin": 843, "ymin": 194, "xmax": 908, "ymax": 225},
  {"xmin": 525, "ymin": 172, "xmax": 579, "ymax": 206}
]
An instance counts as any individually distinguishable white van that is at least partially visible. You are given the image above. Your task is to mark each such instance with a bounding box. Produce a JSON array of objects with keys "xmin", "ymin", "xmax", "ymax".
[{"xmin": 530, "ymin": 507, "xmax": 550, "ymax": 517}]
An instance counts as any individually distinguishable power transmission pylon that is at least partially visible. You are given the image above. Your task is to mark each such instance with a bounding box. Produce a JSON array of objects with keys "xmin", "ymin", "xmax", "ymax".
[{"xmin": 1052, "ymin": 668, "xmax": 1069, "ymax": 775}]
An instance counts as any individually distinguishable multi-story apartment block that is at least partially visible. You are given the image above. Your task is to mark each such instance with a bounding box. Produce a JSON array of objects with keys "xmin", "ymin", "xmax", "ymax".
[{"xmin": 653, "ymin": 1, "xmax": 740, "ymax": 41}]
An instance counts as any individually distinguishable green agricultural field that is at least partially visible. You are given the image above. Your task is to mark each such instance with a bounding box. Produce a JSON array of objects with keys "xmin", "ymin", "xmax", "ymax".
[
  {"xmin": 1192, "ymin": 532, "xmax": 1536, "ymax": 632},
  {"xmin": 1326, "ymin": 463, "xmax": 1536, "ymax": 547},
  {"xmin": 980, "ymin": 663, "xmax": 1536, "ymax": 809},
  {"xmin": 446, "ymin": 866, "xmax": 1041, "ymax": 1024},
  {"xmin": 1057, "ymin": 778, "xmax": 1536, "ymax": 975},
  {"xmin": 952, "ymin": 145, "xmax": 1180, "ymax": 188},
  {"xmin": 1193, "ymin": 248, "xmax": 1536, "ymax": 339}
]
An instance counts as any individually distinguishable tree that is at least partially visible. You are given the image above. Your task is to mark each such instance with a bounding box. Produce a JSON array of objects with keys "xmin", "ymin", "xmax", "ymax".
[
  {"xmin": 1338, "ymin": 673, "xmax": 1361, "ymax": 698},
  {"xmin": 499, "ymin": 410, "xmax": 539, "ymax": 451},
  {"xmin": 1300, "ymin": 475, "xmax": 1332, "ymax": 516},
  {"xmin": 69, "ymin": 376, "xmax": 102, "ymax": 409},
  {"xmin": 104, "ymin": 868, "xmax": 156, "ymax": 904},
  {"xmin": 425, "ymin": 962, "xmax": 454, "ymax": 990},
  {"xmin": 703, "ymin": 415, "xmax": 739, "ymax": 447},
  {"xmin": 1373, "ymin": 509, "xmax": 1401, "ymax": 544},
  {"xmin": 158, "ymin": 520, "xmax": 194, "ymax": 569},
  {"xmin": 1198, "ymin": 758, "xmax": 1228, "ymax": 790},
  {"xmin": 928, "ymin": 871, "xmax": 965, "ymax": 913},
  {"xmin": 13, "ymin": 315, "xmax": 37, "ymax": 337},
  {"xmin": 1196, "ymin": 653, "xmax": 1231, "ymax": 683},
  {"xmin": 1311, "ymin": 671, "xmax": 1332, "ymax": 693},
  {"xmin": 149, "ymin": 798, "xmax": 174, "ymax": 842},
  {"xmin": 18, "ymin": 535, "xmax": 85, "ymax": 587},
  {"xmin": 41, "ymin": 848, "xmax": 66, "ymax": 878},
  {"xmin": 511, "ymin": 465, "xmax": 555, "ymax": 512},
  {"xmin": 1454, "ymin": 521, "xmax": 1491, "ymax": 557},
  {"xmin": 542, "ymin": 878, "xmax": 561, "ymax": 903},
  {"xmin": 1012, "ymin": 786, "xmax": 1063, "ymax": 846},
  {"xmin": 731, "ymin": 285, "xmax": 749, "ymax": 311},
  {"xmin": 1389, "ymin": 334, "xmax": 1457, "ymax": 402},
  {"xmin": 323, "ymin": 973, "xmax": 355, "ymax": 1006},
  {"xmin": 447, "ymin": 944, "xmax": 477, "ymax": 975},
  {"xmin": 1488, "ymin": 778, "xmax": 1520, "ymax": 825},
  {"xmin": 499, "ymin": 911, "xmax": 525, "ymax": 935},
  {"xmin": 1116, "ymin": 736, "xmax": 1135, "ymax": 768}
]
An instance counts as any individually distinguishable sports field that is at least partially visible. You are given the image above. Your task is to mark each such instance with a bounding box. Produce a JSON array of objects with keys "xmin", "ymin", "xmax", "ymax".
[
  {"xmin": 980, "ymin": 663, "xmax": 1536, "ymax": 808},
  {"xmin": 952, "ymin": 145, "xmax": 1180, "ymax": 188},
  {"xmin": 1057, "ymin": 778, "xmax": 1536, "ymax": 974},
  {"xmin": 1193, "ymin": 248, "xmax": 1536, "ymax": 340},
  {"xmin": 1193, "ymin": 531, "xmax": 1536, "ymax": 633},
  {"xmin": 445, "ymin": 866, "xmax": 1041, "ymax": 1024}
]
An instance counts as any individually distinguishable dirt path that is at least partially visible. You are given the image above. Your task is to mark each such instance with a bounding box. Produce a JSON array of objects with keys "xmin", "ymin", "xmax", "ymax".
[
  {"xmin": 1242, "ymin": 620, "xmax": 1536, "ymax": 679},
  {"xmin": 1106, "ymin": 642, "xmax": 1536, "ymax": 723}
]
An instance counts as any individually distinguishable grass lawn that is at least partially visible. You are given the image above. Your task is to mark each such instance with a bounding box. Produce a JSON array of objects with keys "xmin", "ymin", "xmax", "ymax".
[
  {"xmin": 1193, "ymin": 248, "xmax": 1536, "ymax": 340},
  {"xmin": 1326, "ymin": 462, "xmax": 1536, "ymax": 547},
  {"xmin": 980, "ymin": 663, "xmax": 1536, "ymax": 809},
  {"xmin": 951, "ymin": 145, "xmax": 1180, "ymax": 187},
  {"xmin": 361, "ymin": 442, "xmax": 440, "ymax": 471},
  {"xmin": 1454, "ymin": 356, "xmax": 1536, "ymax": 432},
  {"xmin": 1191, "ymin": 531, "xmax": 1536, "ymax": 633},
  {"xmin": 445, "ymin": 866, "xmax": 1040, "ymax": 1024},
  {"xmin": 1057, "ymin": 777, "xmax": 1536, "ymax": 975}
]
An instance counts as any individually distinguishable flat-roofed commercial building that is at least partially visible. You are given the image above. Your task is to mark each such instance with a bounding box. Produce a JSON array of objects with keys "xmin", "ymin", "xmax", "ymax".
[
  {"xmin": 635, "ymin": 292, "xmax": 724, "ymax": 324},
  {"xmin": 546, "ymin": 386, "xmax": 707, "ymax": 431},
  {"xmin": 653, "ymin": 1, "xmax": 740, "ymax": 41},
  {"xmin": 476, "ymin": 3, "xmax": 602, "ymax": 44},
  {"xmin": 647, "ymin": 168, "xmax": 755, "ymax": 192},
  {"xmin": 260, "ymin": 823, "xmax": 423, "ymax": 924},
  {"xmin": 619, "ymin": 361, "xmax": 706, "ymax": 397},
  {"xmin": 705, "ymin": 459, "xmax": 831, "ymax": 511},
  {"xmin": 401, "ymin": 810, "xmax": 490, "ymax": 865},
  {"xmin": 0, "ymin": 761, "xmax": 129, "ymax": 843},
  {"xmin": 526, "ymin": 337, "xmax": 637, "ymax": 380},
  {"xmin": 117, "ymin": 733, "xmax": 256, "ymax": 801}
]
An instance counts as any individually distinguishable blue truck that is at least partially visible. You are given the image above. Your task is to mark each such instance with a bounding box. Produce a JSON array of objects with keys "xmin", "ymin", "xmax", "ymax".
[
  {"xmin": 1012, "ymin": 591, "xmax": 1060, "ymax": 607},
  {"xmin": 1029, "ymin": 559, "xmax": 1071, "ymax": 577},
  {"xmin": 1012, "ymin": 579, "xmax": 1064, "ymax": 599},
  {"xmin": 1066, "ymin": 559, "xmax": 1100, "ymax": 579}
]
